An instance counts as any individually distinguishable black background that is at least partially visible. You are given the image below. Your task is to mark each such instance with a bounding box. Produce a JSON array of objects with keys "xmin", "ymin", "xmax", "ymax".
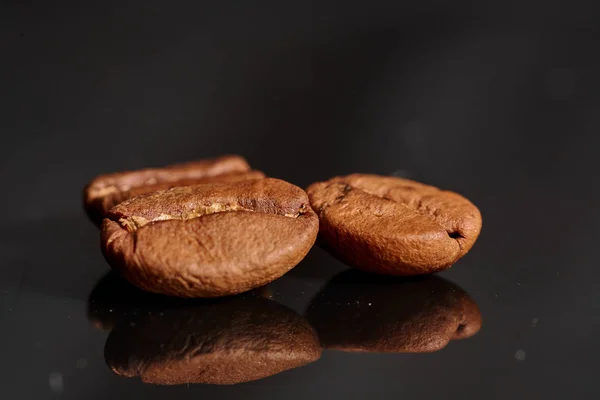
[{"xmin": 1, "ymin": 1, "xmax": 599, "ymax": 399}]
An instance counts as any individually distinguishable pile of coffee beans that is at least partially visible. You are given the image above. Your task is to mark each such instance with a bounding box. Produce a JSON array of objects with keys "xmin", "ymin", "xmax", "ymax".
[{"xmin": 84, "ymin": 155, "xmax": 482, "ymax": 298}]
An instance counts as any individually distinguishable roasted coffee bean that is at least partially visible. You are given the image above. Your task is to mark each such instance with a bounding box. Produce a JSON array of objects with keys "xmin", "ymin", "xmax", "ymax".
[
  {"xmin": 101, "ymin": 178, "xmax": 319, "ymax": 298},
  {"xmin": 99, "ymin": 289, "xmax": 321, "ymax": 385},
  {"xmin": 307, "ymin": 174, "xmax": 482, "ymax": 275},
  {"xmin": 84, "ymin": 155, "xmax": 263, "ymax": 225},
  {"xmin": 306, "ymin": 270, "xmax": 482, "ymax": 353}
]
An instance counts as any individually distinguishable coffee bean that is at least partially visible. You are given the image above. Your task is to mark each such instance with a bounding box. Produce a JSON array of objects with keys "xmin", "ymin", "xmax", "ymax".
[
  {"xmin": 101, "ymin": 178, "xmax": 319, "ymax": 298},
  {"xmin": 101, "ymin": 290, "xmax": 321, "ymax": 385},
  {"xmin": 84, "ymin": 155, "xmax": 263, "ymax": 225},
  {"xmin": 307, "ymin": 174, "xmax": 482, "ymax": 275},
  {"xmin": 306, "ymin": 270, "xmax": 482, "ymax": 353}
]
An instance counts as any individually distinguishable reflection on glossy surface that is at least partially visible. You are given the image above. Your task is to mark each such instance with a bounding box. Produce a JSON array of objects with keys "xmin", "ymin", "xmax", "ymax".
[
  {"xmin": 306, "ymin": 270, "xmax": 481, "ymax": 353},
  {"xmin": 87, "ymin": 272, "xmax": 321, "ymax": 385},
  {"xmin": 87, "ymin": 272, "xmax": 272, "ymax": 331}
]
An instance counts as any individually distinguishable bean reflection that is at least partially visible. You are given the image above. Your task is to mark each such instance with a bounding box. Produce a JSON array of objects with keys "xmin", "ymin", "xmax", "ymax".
[
  {"xmin": 306, "ymin": 270, "xmax": 481, "ymax": 353},
  {"xmin": 87, "ymin": 272, "xmax": 320, "ymax": 385}
]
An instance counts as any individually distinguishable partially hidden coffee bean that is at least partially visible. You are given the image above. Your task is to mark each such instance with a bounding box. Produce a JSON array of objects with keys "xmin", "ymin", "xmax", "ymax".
[
  {"xmin": 84, "ymin": 155, "xmax": 263, "ymax": 225},
  {"xmin": 101, "ymin": 178, "xmax": 319, "ymax": 298},
  {"xmin": 307, "ymin": 174, "xmax": 482, "ymax": 275},
  {"xmin": 306, "ymin": 270, "xmax": 482, "ymax": 353},
  {"xmin": 101, "ymin": 290, "xmax": 321, "ymax": 385}
]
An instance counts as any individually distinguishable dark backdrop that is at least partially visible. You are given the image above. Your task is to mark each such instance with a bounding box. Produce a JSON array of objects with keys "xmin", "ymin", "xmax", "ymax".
[{"xmin": 1, "ymin": 1, "xmax": 599, "ymax": 399}]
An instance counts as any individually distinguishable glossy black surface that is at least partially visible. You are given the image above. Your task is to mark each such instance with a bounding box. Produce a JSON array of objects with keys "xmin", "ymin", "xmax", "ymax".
[{"xmin": 2, "ymin": 1, "xmax": 599, "ymax": 399}]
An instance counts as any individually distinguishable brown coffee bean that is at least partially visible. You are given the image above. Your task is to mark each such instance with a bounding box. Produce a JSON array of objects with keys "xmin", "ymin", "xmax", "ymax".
[
  {"xmin": 101, "ymin": 178, "xmax": 319, "ymax": 298},
  {"xmin": 84, "ymin": 155, "xmax": 263, "ymax": 225},
  {"xmin": 103, "ymin": 292, "xmax": 322, "ymax": 385},
  {"xmin": 307, "ymin": 174, "xmax": 482, "ymax": 275},
  {"xmin": 306, "ymin": 270, "xmax": 482, "ymax": 353}
]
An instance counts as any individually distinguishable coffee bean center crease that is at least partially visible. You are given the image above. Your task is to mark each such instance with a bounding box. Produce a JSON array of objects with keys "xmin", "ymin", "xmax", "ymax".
[{"xmin": 105, "ymin": 179, "xmax": 311, "ymax": 234}]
